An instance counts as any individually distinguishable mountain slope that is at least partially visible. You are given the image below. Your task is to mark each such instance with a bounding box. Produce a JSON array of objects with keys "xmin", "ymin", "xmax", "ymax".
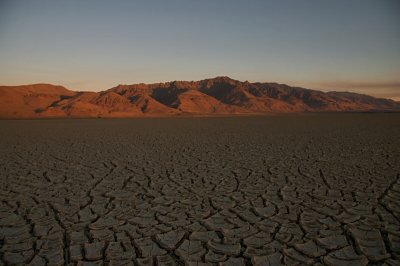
[
  {"xmin": 0, "ymin": 84, "xmax": 75, "ymax": 118},
  {"xmin": 1, "ymin": 77, "xmax": 399, "ymax": 118}
]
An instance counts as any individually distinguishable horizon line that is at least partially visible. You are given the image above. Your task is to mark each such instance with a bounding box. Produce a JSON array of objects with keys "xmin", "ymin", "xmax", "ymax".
[{"xmin": 1, "ymin": 76, "xmax": 400, "ymax": 102}]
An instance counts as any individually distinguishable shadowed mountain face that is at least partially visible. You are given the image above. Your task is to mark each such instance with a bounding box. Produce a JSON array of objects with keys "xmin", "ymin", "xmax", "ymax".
[{"xmin": 1, "ymin": 77, "xmax": 399, "ymax": 118}]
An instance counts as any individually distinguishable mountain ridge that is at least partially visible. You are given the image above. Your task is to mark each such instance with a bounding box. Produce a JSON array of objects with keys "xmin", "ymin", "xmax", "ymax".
[{"xmin": 1, "ymin": 77, "xmax": 399, "ymax": 118}]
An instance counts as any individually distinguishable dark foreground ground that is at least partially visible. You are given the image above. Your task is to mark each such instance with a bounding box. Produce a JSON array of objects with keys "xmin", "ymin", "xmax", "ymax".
[{"xmin": 0, "ymin": 114, "xmax": 399, "ymax": 266}]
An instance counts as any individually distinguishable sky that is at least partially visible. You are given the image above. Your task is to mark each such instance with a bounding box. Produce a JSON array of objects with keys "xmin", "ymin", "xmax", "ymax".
[{"xmin": 0, "ymin": 0, "xmax": 399, "ymax": 100}]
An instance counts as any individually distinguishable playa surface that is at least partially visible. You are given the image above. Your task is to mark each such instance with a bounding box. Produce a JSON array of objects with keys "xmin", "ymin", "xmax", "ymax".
[{"xmin": 0, "ymin": 114, "xmax": 399, "ymax": 265}]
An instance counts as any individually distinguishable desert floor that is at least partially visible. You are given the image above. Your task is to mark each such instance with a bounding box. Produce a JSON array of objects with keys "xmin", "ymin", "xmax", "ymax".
[{"xmin": 0, "ymin": 114, "xmax": 399, "ymax": 266}]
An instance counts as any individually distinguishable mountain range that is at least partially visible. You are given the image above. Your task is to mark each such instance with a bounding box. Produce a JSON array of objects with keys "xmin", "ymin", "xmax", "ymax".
[{"xmin": 1, "ymin": 76, "xmax": 399, "ymax": 118}]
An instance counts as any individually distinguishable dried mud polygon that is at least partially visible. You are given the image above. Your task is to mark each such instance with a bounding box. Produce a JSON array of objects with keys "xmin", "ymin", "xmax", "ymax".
[{"xmin": 0, "ymin": 114, "xmax": 399, "ymax": 265}]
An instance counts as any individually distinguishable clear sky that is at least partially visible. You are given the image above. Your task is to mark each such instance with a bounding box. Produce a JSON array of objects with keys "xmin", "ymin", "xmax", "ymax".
[{"xmin": 0, "ymin": 0, "xmax": 399, "ymax": 100}]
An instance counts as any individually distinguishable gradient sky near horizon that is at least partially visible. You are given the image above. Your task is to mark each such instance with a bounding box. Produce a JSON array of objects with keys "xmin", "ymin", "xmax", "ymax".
[{"xmin": 0, "ymin": 0, "xmax": 399, "ymax": 100}]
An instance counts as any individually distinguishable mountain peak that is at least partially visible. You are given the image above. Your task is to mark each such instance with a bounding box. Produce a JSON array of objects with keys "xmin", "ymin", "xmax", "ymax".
[
  {"xmin": 0, "ymin": 83, "xmax": 74, "ymax": 95},
  {"xmin": 205, "ymin": 76, "xmax": 239, "ymax": 83}
]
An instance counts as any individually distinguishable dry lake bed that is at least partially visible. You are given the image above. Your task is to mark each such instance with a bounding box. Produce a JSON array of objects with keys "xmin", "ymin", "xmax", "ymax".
[{"xmin": 0, "ymin": 114, "xmax": 399, "ymax": 266}]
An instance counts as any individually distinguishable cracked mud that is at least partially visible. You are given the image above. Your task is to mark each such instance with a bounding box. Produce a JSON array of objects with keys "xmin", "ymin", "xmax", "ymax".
[{"xmin": 0, "ymin": 114, "xmax": 399, "ymax": 266}]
